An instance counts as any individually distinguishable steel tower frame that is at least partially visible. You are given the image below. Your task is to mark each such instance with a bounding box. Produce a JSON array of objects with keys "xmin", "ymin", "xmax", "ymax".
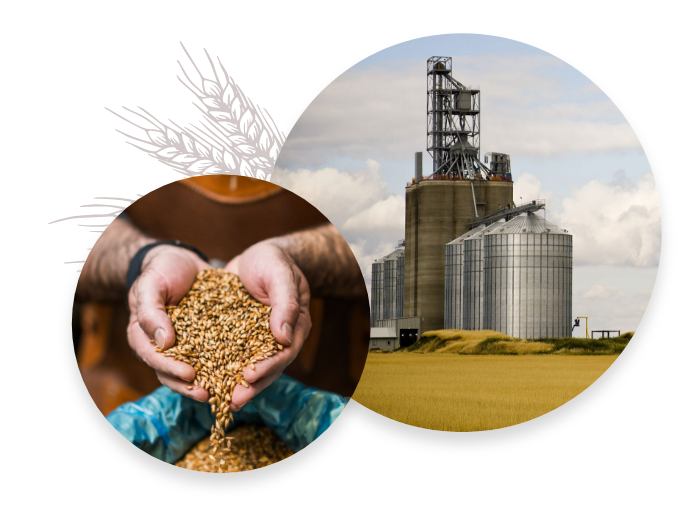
[{"xmin": 427, "ymin": 57, "xmax": 491, "ymax": 179}]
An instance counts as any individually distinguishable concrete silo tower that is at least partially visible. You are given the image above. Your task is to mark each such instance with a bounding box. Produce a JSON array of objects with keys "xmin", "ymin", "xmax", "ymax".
[{"xmin": 403, "ymin": 57, "xmax": 514, "ymax": 333}]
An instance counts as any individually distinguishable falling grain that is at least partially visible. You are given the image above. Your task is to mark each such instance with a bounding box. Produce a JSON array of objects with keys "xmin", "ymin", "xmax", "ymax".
[{"xmin": 161, "ymin": 268, "xmax": 281, "ymax": 472}]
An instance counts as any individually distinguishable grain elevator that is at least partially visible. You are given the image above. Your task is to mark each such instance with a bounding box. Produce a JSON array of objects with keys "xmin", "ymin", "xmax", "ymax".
[{"xmin": 369, "ymin": 56, "xmax": 572, "ymax": 348}]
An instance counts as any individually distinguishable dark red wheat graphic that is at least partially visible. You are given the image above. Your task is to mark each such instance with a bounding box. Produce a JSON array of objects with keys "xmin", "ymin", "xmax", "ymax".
[
  {"xmin": 49, "ymin": 42, "xmax": 285, "ymax": 272},
  {"xmin": 105, "ymin": 42, "xmax": 284, "ymax": 180}
]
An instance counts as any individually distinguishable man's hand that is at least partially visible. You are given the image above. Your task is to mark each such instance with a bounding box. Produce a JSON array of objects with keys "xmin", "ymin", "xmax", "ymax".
[
  {"xmin": 225, "ymin": 242, "xmax": 312, "ymax": 411},
  {"xmin": 127, "ymin": 245, "xmax": 211, "ymax": 402}
]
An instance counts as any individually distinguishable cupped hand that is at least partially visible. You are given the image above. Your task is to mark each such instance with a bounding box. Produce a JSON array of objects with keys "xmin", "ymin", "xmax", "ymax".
[
  {"xmin": 127, "ymin": 245, "xmax": 211, "ymax": 402},
  {"xmin": 225, "ymin": 241, "xmax": 311, "ymax": 411}
]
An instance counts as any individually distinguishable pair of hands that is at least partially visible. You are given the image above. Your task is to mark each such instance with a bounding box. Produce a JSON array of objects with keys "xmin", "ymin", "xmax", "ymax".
[{"xmin": 126, "ymin": 242, "xmax": 311, "ymax": 411}]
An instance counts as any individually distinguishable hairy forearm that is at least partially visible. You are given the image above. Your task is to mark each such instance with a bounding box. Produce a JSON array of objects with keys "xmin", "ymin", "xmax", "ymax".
[
  {"xmin": 76, "ymin": 217, "xmax": 155, "ymax": 302},
  {"xmin": 267, "ymin": 224, "xmax": 366, "ymax": 298}
]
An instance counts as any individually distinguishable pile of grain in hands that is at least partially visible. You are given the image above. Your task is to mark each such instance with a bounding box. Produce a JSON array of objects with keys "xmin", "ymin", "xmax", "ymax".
[{"xmin": 157, "ymin": 268, "xmax": 285, "ymax": 472}]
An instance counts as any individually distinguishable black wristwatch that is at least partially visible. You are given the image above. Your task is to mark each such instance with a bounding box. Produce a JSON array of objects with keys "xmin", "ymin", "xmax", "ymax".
[{"xmin": 126, "ymin": 240, "xmax": 209, "ymax": 292}]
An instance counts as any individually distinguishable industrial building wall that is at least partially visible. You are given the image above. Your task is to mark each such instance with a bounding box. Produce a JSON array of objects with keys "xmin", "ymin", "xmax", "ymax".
[
  {"xmin": 369, "ymin": 338, "xmax": 399, "ymax": 351},
  {"xmin": 374, "ymin": 318, "xmax": 394, "ymax": 328},
  {"xmin": 485, "ymin": 182, "xmax": 513, "ymax": 219},
  {"xmin": 375, "ymin": 316, "xmax": 422, "ymax": 344},
  {"xmin": 404, "ymin": 180, "xmax": 512, "ymax": 333},
  {"xmin": 404, "ymin": 187, "xmax": 419, "ymax": 318},
  {"xmin": 396, "ymin": 255, "xmax": 404, "ymax": 318},
  {"xmin": 397, "ymin": 316, "xmax": 421, "ymax": 337}
]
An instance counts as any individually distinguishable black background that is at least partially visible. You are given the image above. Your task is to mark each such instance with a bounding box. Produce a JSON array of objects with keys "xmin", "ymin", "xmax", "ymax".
[{"xmin": 54, "ymin": 34, "xmax": 651, "ymax": 470}]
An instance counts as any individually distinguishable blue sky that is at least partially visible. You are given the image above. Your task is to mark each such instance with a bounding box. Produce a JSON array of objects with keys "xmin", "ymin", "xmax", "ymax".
[{"xmin": 274, "ymin": 34, "xmax": 659, "ymax": 334}]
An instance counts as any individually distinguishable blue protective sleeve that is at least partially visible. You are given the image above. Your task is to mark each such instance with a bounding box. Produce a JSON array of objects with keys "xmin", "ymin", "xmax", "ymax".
[{"xmin": 106, "ymin": 374, "xmax": 347, "ymax": 463}]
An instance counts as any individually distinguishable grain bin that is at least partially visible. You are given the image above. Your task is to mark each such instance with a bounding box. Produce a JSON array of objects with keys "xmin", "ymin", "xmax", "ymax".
[
  {"xmin": 371, "ymin": 258, "xmax": 384, "ymax": 326},
  {"xmin": 383, "ymin": 246, "xmax": 405, "ymax": 320},
  {"xmin": 462, "ymin": 220, "xmax": 505, "ymax": 330},
  {"xmin": 483, "ymin": 213, "xmax": 572, "ymax": 339},
  {"xmin": 444, "ymin": 225, "xmax": 484, "ymax": 329}
]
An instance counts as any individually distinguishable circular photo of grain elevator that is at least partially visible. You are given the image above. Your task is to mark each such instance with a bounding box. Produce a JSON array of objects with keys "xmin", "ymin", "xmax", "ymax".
[
  {"xmin": 273, "ymin": 34, "xmax": 660, "ymax": 432},
  {"xmin": 72, "ymin": 175, "xmax": 369, "ymax": 471}
]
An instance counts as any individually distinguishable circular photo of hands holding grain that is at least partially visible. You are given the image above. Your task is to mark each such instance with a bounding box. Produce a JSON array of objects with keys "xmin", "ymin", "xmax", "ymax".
[{"xmin": 73, "ymin": 175, "xmax": 369, "ymax": 472}]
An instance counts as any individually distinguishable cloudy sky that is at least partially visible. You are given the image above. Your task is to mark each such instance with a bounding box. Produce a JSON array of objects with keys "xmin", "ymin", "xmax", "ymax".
[{"xmin": 273, "ymin": 34, "xmax": 660, "ymax": 335}]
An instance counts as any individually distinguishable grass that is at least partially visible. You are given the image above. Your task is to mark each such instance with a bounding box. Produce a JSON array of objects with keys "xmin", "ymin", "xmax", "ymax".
[
  {"xmin": 403, "ymin": 329, "xmax": 631, "ymax": 355},
  {"xmin": 352, "ymin": 353, "xmax": 619, "ymax": 431}
]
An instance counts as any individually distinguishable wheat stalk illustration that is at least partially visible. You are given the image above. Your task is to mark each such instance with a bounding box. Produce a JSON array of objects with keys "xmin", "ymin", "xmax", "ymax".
[
  {"xmin": 107, "ymin": 43, "xmax": 284, "ymax": 180},
  {"xmin": 53, "ymin": 43, "xmax": 285, "ymax": 268},
  {"xmin": 49, "ymin": 196, "xmax": 139, "ymax": 268}
]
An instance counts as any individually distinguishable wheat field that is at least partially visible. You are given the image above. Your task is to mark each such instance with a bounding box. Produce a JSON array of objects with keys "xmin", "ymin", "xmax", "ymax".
[{"xmin": 352, "ymin": 354, "xmax": 618, "ymax": 431}]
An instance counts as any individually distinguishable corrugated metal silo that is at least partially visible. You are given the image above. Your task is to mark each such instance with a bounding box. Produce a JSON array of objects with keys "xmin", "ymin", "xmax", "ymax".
[
  {"xmin": 463, "ymin": 220, "xmax": 504, "ymax": 330},
  {"xmin": 383, "ymin": 247, "xmax": 405, "ymax": 319},
  {"xmin": 444, "ymin": 225, "xmax": 485, "ymax": 329},
  {"xmin": 371, "ymin": 259, "xmax": 384, "ymax": 326},
  {"xmin": 483, "ymin": 213, "xmax": 572, "ymax": 339}
]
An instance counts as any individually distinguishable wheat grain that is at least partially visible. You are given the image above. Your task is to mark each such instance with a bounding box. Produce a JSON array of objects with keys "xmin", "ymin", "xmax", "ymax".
[
  {"xmin": 161, "ymin": 268, "xmax": 282, "ymax": 472},
  {"xmin": 175, "ymin": 425, "xmax": 293, "ymax": 473}
]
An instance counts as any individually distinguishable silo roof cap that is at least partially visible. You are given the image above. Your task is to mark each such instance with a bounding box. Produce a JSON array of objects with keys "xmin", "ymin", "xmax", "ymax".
[
  {"xmin": 383, "ymin": 247, "xmax": 405, "ymax": 261},
  {"xmin": 485, "ymin": 212, "xmax": 569, "ymax": 235},
  {"xmin": 376, "ymin": 246, "xmax": 405, "ymax": 263},
  {"xmin": 447, "ymin": 224, "xmax": 486, "ymax": 245},
  {"xmin": 461, "ymin": 219, "xmax": 506, "ymax": 242}
]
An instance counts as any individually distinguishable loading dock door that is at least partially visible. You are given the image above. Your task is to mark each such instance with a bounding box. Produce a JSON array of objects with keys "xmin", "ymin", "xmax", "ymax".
[{"xmin": 399, "ymin": 328, "xmax": 418, "ymax": 348}]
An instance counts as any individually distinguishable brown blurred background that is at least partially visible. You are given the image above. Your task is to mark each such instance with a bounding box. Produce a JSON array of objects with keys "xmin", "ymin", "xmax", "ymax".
[{"xmin": 73, "ymin": 176, "xmax": 370, "ymax": 416}]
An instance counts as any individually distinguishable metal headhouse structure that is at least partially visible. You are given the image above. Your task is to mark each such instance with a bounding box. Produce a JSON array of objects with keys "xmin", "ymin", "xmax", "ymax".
[{"xmin": 427, "ymin": 56, "xmax": 489, "ymax": 179}]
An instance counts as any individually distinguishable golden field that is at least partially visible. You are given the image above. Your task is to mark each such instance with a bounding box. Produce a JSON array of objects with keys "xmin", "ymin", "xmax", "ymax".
[{"xmin": 352, "ymin": 353, "xmax": 619, "ymax": 432}]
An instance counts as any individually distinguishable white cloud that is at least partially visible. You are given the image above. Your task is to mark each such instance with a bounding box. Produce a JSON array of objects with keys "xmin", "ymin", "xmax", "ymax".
[
  {"xmin": 272, "ymin": 162, "xmax": 405, "ymax": 286},
  {"xmin": 577, "ymin": 82, "xmax": 603, "ymax": 96},
  {"xmin": 572, "ymin": 285, "xmax": 653, "ymax": 333},
  {"xmin": 271, "ymin": 161, "xmax": 389, "ymax": 228},
  {"xmin": 513, "ymin": 172, "xmax": 555, "ymax": 207},
  {"xmin": 277, "ymin": 54, "xmax": 642, "ymax": 170},
  {"xmin": 486, "ymin": 119, "xmax": 640, "ymax": 157},
  {"xmin": 555, "ymin": 172, "xmax": 661, "ymax": 267},
  {"xmin": 582, "ymin": 283, "xmax": 623, "ymax": 299},
  {"xmin": 343, "ymin": 195, "xmax": 404, "ymax": 232},
  {"xmin": 513, "ymin": 171, "xmax": 661, "ymax": 269},
  {"xmin": 279, "ymin": 64, "xmax": 423, "ymax": 167},
  {"xmin": 348, "ymin": 238, "xmax": 399, "ymax": 283}
]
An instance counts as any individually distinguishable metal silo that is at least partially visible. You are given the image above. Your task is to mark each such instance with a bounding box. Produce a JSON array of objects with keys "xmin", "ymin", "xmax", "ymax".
[
  {"xmin": 444, "ymin": 225, "xmax": 485, "ymax": 329},
  {"xmin": 383, "ymin": 246, "xmax": 405, "ymax": 319},
  {"xmin": 371, "ymin": 259, "xmax": 384, "ymax": 326},
  {"xmin": 483, "ymin": 213, "xmax": 572, "ymax": 339},
  {"xmin": 463, "ymin": 220, "xmax": 504, "ymax": 330}
]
